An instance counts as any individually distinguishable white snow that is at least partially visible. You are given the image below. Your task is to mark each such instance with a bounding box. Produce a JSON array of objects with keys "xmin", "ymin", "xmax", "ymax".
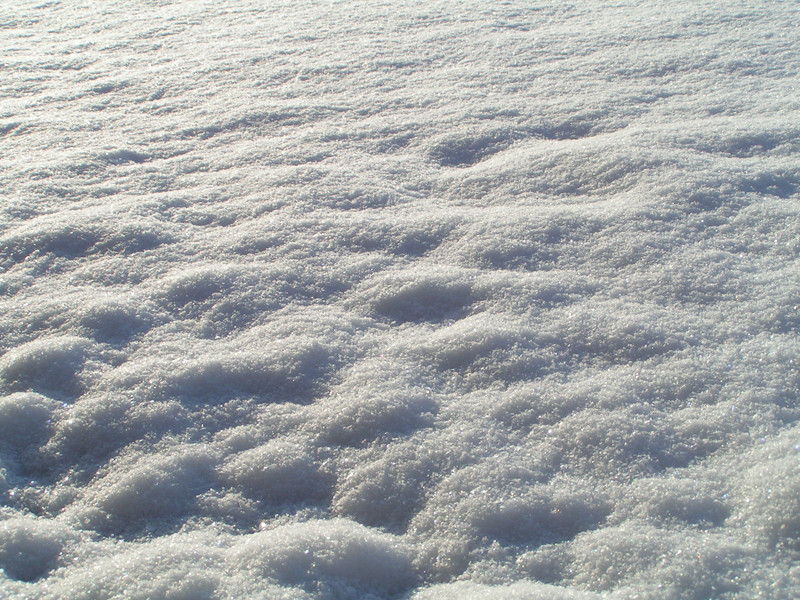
[{"xmin": 1, "ymin": 1, "xmax": 799, "ymax": 598}]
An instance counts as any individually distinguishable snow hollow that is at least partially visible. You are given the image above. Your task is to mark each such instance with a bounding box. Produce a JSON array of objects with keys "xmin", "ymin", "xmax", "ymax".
[{"xmin": 1, "ymin": 1, "xmax": 799, "ymax": 598}]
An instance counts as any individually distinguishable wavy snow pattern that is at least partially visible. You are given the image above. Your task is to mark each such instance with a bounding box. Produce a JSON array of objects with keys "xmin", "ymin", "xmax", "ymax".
[{"xmin": 1, "ymin": 1, "xmax": 799, "ymax": 599}]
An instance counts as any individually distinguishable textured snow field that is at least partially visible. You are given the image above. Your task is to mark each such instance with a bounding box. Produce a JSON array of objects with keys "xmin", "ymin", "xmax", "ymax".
[{"xmin": 1, "ymin": 1, "xmax": 799, "ymax": 598}]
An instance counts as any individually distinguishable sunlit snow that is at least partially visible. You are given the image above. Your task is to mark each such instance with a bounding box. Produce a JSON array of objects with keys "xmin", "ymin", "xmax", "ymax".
[{"xmin": 1, "ymin": 1, "xmax": 799, "ymax": 598}]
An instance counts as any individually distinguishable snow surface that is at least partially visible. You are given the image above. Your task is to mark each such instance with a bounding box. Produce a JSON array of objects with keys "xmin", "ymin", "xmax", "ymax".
[{"xmin": 1, "ymin": 1, "xmax": 799, "ymax": 598}]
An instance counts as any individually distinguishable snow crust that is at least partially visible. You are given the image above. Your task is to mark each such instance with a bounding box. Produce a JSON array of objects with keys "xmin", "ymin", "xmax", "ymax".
[{"xmin": 1, "ymin": 1, "xmax": 799, "ymax": 598}]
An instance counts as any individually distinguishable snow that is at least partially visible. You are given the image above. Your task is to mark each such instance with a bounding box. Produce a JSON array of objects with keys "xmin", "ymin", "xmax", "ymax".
[{"xmin": 1, "ymin": 0, "xmax": 799, "ymax": 598}]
